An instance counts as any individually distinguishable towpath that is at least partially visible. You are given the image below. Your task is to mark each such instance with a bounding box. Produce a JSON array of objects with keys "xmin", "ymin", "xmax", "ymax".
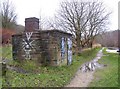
[{"xmin": 66, "ymin": 48, "xmax": 104, "ymax": 87}]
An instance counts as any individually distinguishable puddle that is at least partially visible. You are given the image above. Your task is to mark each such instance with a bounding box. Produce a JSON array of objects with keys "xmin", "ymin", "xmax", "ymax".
[{"xmin": 80, "ymin": 48, "xmax": 106, "ymax": 73}]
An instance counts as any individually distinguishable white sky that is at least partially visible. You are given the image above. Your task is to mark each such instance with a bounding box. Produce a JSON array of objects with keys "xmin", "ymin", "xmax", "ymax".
[{"xmin": 2, "ymin": 0, "xmax": 119, "ymax": 31}]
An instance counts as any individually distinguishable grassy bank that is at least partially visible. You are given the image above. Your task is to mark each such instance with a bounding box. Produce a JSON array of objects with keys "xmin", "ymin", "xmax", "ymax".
[
  {"xmin": 89, "ymin": 48, "xmax": 118, "ymax": 87},
  {"xmin": 2, "ymin": 45, "xmax": 12, "ymax": 59},
  {"xmin": 2, "ymin": 46, "xmax": 101, "ymax": 87}
]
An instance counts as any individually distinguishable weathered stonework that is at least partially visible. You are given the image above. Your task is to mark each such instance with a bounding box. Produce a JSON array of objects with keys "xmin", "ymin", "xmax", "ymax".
[
  {"xmin": 25, "ymin": 17, "xmax": 39, "ymax": 32},
  {"xmin": 12, "ymin": 30, "xmax": 72, "ymax": 66},
  {"xmin": 12, "ymin": 17, "xmax": 72, "ymax": 66}
]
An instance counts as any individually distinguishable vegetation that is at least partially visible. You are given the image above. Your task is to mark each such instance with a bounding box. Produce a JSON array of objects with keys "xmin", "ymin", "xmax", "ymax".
[
  {"xmin": 89, "ymin": 48, "xmax": 118, "ymax": 87},
  {"xmin": 49, "ymin": 0, "xmax": 111, "ymax": 53},
  {"xmin": 0, "ymin": 0, "xmax": 117, "ymax": 88},
  {"xmin": 2, "ymin": 45, "xmax": 12, "ymax": 59},
  {"xmin": 1, "ymin": 0, "xmax": 17, "ymax": 29},
  {"xmin": 1, "ymin": 0, "xmax": 24, "ymax": 45},
  {"xmin": 95, "ymin": 30, "xmax": 119, "ymax": 47},
  {"xmin": 1, "ymin": 46, "xmax": 100, "ymax": 87}
]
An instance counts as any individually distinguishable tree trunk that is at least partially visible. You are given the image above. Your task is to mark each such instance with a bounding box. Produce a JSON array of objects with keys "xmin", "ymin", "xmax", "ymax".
[
  {"xmin": 90, "ymin": 42, "xmax": 93, "ymax": 48},
  {"xmin": 76, "ymin": 33, "xmax": 81, "ymax": 55}
]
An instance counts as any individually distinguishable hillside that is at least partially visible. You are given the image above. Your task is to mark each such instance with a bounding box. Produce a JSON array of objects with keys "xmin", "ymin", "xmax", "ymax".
[
  {"xmin": 15, "ymin": 24, "xmax": 25, "ymax": 34},
  {"xmin": 95, "ymin": 30, "xmax": 119, "ymax": 47}
]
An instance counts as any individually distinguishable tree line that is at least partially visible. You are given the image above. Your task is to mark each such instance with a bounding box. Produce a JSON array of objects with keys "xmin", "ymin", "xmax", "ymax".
[
  {"xmin": 1, "ymin": 0, "xmax": 112, "ymax": 53},
  {"xmin": 95, "ymin": 30, "xmax": 119, "ymax": 47}
]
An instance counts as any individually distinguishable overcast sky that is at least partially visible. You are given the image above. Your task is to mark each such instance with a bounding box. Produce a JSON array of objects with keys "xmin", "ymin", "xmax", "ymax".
[{"xmin": 2, "ymin": 0, "xmax": 119, "ymax": 31}]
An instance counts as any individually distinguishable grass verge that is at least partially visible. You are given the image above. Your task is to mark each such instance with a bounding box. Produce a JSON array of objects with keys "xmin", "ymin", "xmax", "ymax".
[
  {"xmin": 1, "ymin": 46, "xmax": 101, "ymax": 87},
  {"xmin": 89, "ymin": 48, "xmax": 118, "ymax": 87}
]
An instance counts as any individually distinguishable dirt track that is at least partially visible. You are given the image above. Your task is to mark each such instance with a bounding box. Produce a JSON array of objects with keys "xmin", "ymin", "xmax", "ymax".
[
  {"xmin": 66, "ymin": 48, "xmax": 104, "ymax": 87},
  {"xmin": 66, "ymin": 70, "xmax": 94, "ymax": 87}
]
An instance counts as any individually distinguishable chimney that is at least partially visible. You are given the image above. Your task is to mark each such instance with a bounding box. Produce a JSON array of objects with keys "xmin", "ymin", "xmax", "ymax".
[{"xmin": 25, "ymin": 17, "xmax": 39, "ymax": 32}]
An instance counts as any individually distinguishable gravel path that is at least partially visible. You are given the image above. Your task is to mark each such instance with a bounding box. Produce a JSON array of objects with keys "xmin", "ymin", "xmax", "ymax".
[
  {"xmin": 66, "ymin": 70, "xmax": 94, "ymax": 87},
  {"xmin": 66, "ymin": 48, "xmax": 104, "ymax": 87}
]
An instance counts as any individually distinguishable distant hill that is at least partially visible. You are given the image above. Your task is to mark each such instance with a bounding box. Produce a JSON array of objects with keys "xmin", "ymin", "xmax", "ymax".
[
  {"xmin": 95, "ymin": 30, "xmax": 119, "ymax": 47},
  {"xmin": 15, "ymin": 24, "xmax": 25, "ymax": 34}
]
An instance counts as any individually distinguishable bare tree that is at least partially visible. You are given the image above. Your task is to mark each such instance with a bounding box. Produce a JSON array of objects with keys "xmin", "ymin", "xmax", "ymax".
[
  {"xmin": 38, "ymin": 11, "xmax": 52, "ymax": 30},
  {"xmin": 56, "ymin": 1, "xmax": 87, "ymax": 53},
  {"xmin": 1, "ymin": 0, "xmax": 17, "ymax": 29},
  {"xmin": 80, "ymin": 2, "xmax": 111, "ymax": 48},
  {"xmin": 54, "ymin": 0, "xmax": 111, "ymax": 53},
  {"xmin": 85, "ymin": 2, "xmax": 110, "ymax": 48}
]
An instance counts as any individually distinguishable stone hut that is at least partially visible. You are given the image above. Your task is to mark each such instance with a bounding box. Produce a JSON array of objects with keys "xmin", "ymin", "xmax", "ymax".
[{"xmin": 12, "ymin": 17, "xmax": 72, "ymax": 66}]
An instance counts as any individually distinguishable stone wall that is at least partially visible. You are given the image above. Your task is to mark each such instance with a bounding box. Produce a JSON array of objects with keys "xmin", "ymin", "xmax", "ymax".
[{"xmin": 12, "ymin": 30, "xmax": 72, "ymax": 66}]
